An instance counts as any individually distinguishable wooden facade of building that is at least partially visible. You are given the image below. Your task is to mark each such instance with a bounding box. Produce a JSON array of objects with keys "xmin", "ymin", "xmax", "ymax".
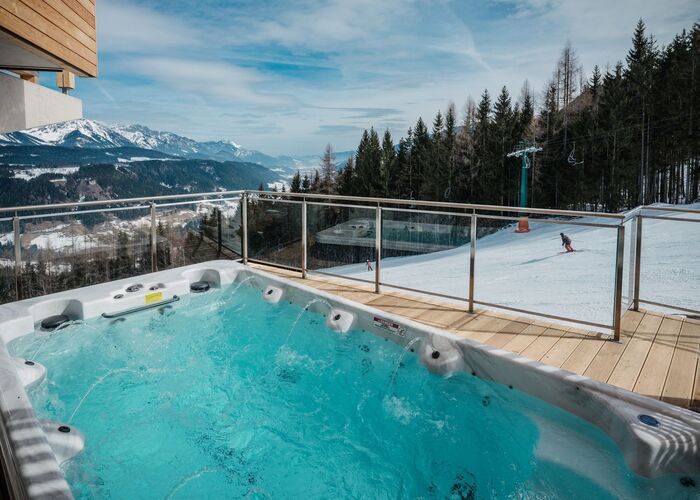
[{"xmin": 0, "ymin": 0, "xmax": 97, "ymax": 77}]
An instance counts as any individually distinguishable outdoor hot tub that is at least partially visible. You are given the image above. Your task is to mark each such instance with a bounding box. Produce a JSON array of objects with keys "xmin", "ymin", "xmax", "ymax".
[{"xmin": 0, "ymin": 261, "xmax": 698, "ymax": 498}]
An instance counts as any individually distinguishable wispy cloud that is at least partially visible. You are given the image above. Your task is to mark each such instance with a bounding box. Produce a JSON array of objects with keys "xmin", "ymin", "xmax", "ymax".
[
  {"xmin": 125, "ymin": 58, "xmax": 292, "ymax": 106},
  {"xmin": 98, "ymin": 0, "xmax": 203, "ymax": 51}
]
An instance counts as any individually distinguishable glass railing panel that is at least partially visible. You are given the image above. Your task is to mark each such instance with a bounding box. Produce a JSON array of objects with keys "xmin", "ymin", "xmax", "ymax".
[
  {"xmin": 473, "ymin": 216, "xmax": 618, "ymax": 328},
  {"xmin": 379, "ymin": 208, "xmax": 471, "ymax": 299},
  {"xmin": 247, "ymin": 197, "xmax": 302, "ymax": 269},
  {"xmin": 306, "ymin": 203, "xmax": 376, "ymax": 282},
  {"xmin": 0, "ymin": 218, "xmax": 17, "ymax": 304},
  {"xmin": 18, "ymin": 207, "xmax": 151, "ymax": 299},
  {"xmin": 639, "ymin": 211, "xmax": 700, "ymax": 313},
  {"xmin": 155, "ymin": 198, "xmax": 242, "ymax": 270}
]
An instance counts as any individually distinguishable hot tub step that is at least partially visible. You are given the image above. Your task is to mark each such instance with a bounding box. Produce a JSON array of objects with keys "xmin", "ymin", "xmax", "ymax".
[
  {"xmin": 11, "ymin": 358, "xmax": 46, "ymax": 388},
  {"xmin": 41, "ymin": 421, "xmax": 85, "ymax": 465}
]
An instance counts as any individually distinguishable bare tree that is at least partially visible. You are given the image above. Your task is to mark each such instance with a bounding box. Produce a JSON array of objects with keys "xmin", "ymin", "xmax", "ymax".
[{"xmin": 319, "ymin": 144, "xmax": 337, "ymax": 194}]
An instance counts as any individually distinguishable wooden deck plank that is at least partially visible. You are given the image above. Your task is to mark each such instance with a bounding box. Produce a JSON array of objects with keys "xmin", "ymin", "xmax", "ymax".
[
  {"xmin": 560, "ymin": 335, "xmax": 606, "ymax": 374},
  {"xmin": 540, "ymin": 329, "xmax": 585, "ymax": 368},
  {"xmin": 633, "ymin": 317, "xmax": 683, "ymax": 400},
  {"xmin": 607, "ymin": 313, "xmax": 663, "ymax": 391},
  {"xmin": 660, "ymin": 320, "xmax": 700, "ymax": 407},
  {"xmin": 520, "ymin": 327, "xmax": 568, "ymax": 360},
  {"xmin": 451, "ymin": 313, "xmax": 513, "ymax": 343},
  {"xmin": 414, "ymin": 307, "xmax": 476, "ymax": 330},
  {"xmin": 500, "ymin": 323, "xmax": 549, "ymax": 354},
  {"xmin": 484, "ymin": 319, "xmax": 533, "ymax": 348},
  {"xmin": 583, "ymin": 311, "xmax": 645, "ymax": 383}
]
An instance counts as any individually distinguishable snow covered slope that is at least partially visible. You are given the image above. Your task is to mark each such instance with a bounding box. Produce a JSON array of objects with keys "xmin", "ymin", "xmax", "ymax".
[{"xmin": 328, "ymin": 204, "xmax": 700, "ymax": 328}]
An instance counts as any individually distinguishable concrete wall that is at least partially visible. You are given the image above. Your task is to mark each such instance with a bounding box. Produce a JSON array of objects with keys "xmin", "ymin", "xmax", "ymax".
[{"xmin": 0, "ymin": 72, "xmax": 82, "ymax": 133}]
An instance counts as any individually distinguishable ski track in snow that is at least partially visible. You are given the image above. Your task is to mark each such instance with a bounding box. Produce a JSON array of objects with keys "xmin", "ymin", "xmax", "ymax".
[{"xmin": 327, "ymin": 203, "xmax": 700, "ymax": 328}]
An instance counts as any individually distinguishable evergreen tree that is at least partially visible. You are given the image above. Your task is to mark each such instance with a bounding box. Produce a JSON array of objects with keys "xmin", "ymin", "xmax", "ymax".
[
  {"xmin": 444, "ymin": 103, "xmax": 458, "ymax": 201},
  {"xmin": 290, "ymin": 171, "xmax": 302, "ymax": 193},
  {"xmin": 336, "ymin": 157, "xmax": 356, "ymax": 195},
  {"xmin": 301, "ymin": 173, "xmax": 311, "ymax": 192},
  {"xmin": 380, "ymin": 130, "xmax": 397, "ymax": 197}
]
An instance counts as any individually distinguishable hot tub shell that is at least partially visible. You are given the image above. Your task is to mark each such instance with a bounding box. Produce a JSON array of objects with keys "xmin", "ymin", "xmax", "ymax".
[{"xmin": 0, "ymin": 260, "xmax": 698, "ymax": 498}]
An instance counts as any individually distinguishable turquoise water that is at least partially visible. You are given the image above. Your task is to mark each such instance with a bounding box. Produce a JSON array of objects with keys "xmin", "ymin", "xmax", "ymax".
[{"xmin": 9, "ymin": 285, "xmax": 698, "ymax": 499}]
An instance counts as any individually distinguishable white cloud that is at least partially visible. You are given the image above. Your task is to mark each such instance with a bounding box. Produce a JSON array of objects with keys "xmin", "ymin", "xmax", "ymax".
[
  {"xmin": 125, "ymin": 58, "xmax": 292, "ymax": 106},
  {"xmin": 98, "ymin": 0, "xmax": 203, "ymax": 52}
]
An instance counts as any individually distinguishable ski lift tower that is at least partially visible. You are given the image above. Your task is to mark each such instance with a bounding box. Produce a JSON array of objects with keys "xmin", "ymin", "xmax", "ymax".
[{"xmin": 507, "ymin": 141, "xmax": 542, "ymax": 233}]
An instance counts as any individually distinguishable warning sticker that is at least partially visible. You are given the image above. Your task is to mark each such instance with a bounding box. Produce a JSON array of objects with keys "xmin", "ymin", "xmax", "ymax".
[
  {"xmin": 144, "ymin": 291, "xmax": 163, "ymax": 304},
  {"xmin": 373, "ymin": 316, "xmax": 406, "ymax": 337}
]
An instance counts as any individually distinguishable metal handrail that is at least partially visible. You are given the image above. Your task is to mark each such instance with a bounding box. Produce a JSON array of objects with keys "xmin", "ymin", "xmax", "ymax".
[
  {"xmin": 0, "ymin": 190, "xmax": 246, "ymax": 214},
  {"xmin": 250, "ymin": 190, "xmax": 627, "ymax": 219},
  {"xmin": 640, "ymin": 205, "xmax": 700, "ymax": 214}
]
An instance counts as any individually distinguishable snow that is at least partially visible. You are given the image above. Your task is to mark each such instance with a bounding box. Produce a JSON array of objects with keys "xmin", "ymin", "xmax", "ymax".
[
  {"xmin": 327, "ymin": 204, "xmax": 700, "ymax": 328},
  {"xmin": 29, "ymin": 233, "xmax": 98, "ymax": 251},
  {"xmin": 12, "ymin": 167, "xmax": 79, "ymax": 180},
  {"xmin": 267, "ymin": 181, "xmax": 288, "ymax": 191},
  {"xmin": 25, "ymin": 119, "xmax": 122, "ymax": 146}
]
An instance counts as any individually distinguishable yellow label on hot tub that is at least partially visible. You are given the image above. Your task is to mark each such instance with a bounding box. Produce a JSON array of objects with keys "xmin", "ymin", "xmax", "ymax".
[{"xmin": 144, "ymin": 291, "xmax": 163, "ymax": 304}]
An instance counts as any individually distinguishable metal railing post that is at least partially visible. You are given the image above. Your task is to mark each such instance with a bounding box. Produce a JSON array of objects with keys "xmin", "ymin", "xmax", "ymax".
[
  {"xmin": 13, "ymin": 214, "xmax": 21, "ymax": 300},
  {"xmin": 242, "ymin": 192, "xmax": 248, "ymax": 264},
  {"xmin": 216, "ymin": 207, "xmax": 223, "ymax": 258},
  {"xmin": 301, "ymin": 198, "xmax": 307, "ymax": 278},
  {"xmin": 612, "ymin": 223, "xmax": 626, "ymax": 341},
  {"xmin": 632, "ymin": 214, "xmax": 642, "ymax": 311},
  {"xmin": 469, "ymin": 211, "xmax": 477, "ymax": 313},
  {"xmin": 150, "ymin": 203, "xmax": 157, "ymax": 272},
  {"xmin": 374, "ymin": 206, "xmax": 382, "ymax": 294}
]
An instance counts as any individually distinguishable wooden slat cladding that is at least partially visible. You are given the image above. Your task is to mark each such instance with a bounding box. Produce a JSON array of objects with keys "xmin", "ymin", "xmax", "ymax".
[{"xmin": 0, "ymin": 0, "xmax": 97, "ymax": 77}]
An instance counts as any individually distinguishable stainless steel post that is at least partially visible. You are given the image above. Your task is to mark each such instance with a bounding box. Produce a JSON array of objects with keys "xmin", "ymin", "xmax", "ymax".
[
  {"xmin": 613, "ymin": 223, "xmax": 626, "ymax": 341},
  {"xmin": 374, "ymin": 206, "xmax": 382, "ymax": 294},
  {"xmin": 469, "ymin": 211, "xmax": 477, "ymax": 313},
  {"xmin": 150, "ymin": 203, "xmax": 157, "ymax": 272},
  {"xmin": 242, "ymin": 192, "xmax": 248, "ymax": 264},
  {"xmin": 301, "ymin": 199, "xmax": 308, "ymax": 279},
  {"xmin": 217, "ymin": 207, "xmax": 223, "ymax": 258},
  {"xmin": 633, "ymin": 215, "xmax": 642, "ymax": 311},
  {"xmin": 13, "ymin": 215, "xmax": 21, "ymax": 299}
]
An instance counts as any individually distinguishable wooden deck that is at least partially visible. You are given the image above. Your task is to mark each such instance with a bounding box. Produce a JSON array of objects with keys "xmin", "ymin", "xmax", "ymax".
[{"xmin": 252, "ymin": 264, "xmax": 700, "ymax": 412}]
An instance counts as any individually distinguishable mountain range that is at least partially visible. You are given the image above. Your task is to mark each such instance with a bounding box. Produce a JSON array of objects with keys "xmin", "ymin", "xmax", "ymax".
[{"xmin": 0, "ymin": 119, "xmax": 354, "ymax": 174}]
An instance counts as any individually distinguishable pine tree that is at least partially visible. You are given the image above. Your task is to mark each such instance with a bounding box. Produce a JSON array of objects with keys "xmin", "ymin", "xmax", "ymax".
[
  {"xmin": 301, "ymin": 173, "xmax": 311, "ymax": 192},
  {"xmin": 443, "ymin": 104, "xmax": 458, "ymax": 200},
  {"xmin": 290, "ymin": 171, "xmax": 302, "ymax": 193},
  {"xmin": 336, "ymin": 157, "xmax": 356, "ymax": 195},
  {"xmin": 625, "ymin": 19, "xmax": 658, "ymax": 204},
  {"xmin": 492, "ymin": 86, "xmax": 514, "ymax": 205},
  {"xmin": 411, "ymin": 118, "xmax": 431, "ymax": 199},
  {"xmin": 380, "ymin": 130, "xmax": 396, "ymax": 197}
]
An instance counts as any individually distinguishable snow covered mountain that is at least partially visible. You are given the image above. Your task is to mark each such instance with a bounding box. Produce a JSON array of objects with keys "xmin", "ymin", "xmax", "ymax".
[
  {"xmin": 0, "ymin": 119, "xmax": 134, "ymax": 148},
  {"xmin": 0, "ymin": 119, "xmax": 354, "ymax": 173}
]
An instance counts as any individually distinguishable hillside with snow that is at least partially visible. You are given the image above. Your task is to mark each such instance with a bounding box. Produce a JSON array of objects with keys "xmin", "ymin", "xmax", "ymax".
[{"xmin": 327, "ymin": 205, "xmax": 700, "ymax": 328}]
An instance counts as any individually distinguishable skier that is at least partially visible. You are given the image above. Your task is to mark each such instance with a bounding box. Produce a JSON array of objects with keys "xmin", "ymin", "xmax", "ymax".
[
  {"xmin": 560, "ymin": 232, "xmax": 574, "ymax": 253},
  {"xmin": 366, "ymin": 259, "xmax": 373, "ymax": 272}
]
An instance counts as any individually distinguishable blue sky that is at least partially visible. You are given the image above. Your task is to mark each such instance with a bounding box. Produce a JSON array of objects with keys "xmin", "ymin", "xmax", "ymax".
[{"xmin": 54, "ymin": 0, "xmax": 697, "ymax": 156}]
